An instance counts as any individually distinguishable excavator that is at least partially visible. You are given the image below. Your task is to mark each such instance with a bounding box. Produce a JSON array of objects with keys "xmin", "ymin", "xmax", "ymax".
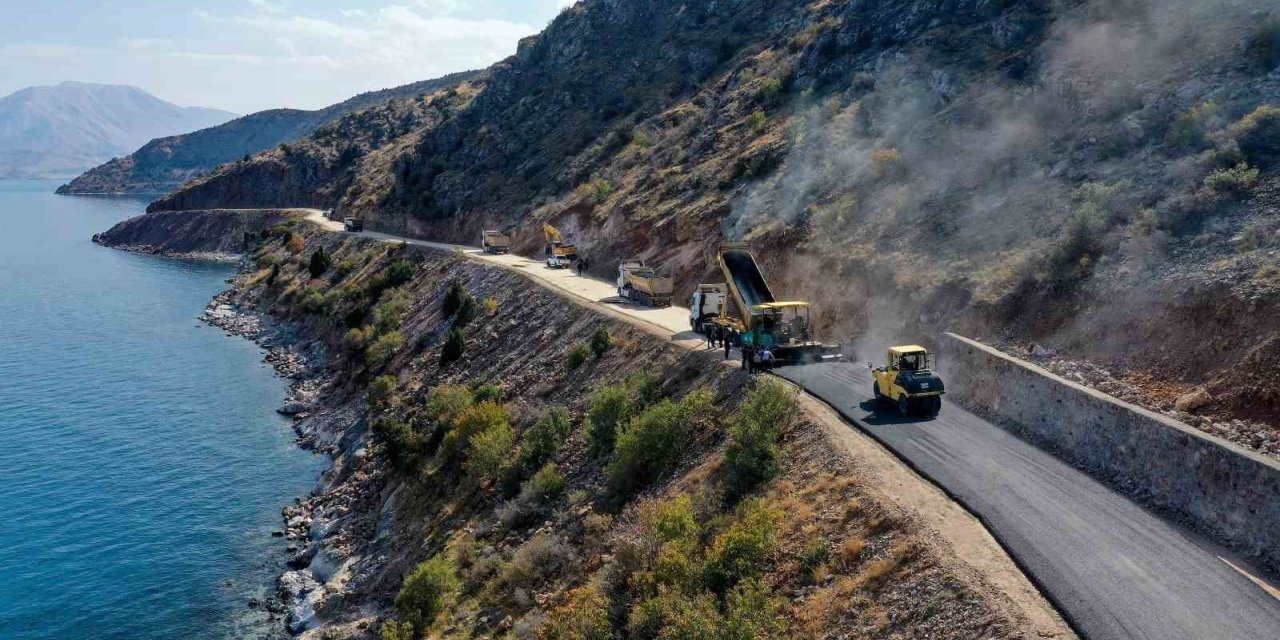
[
  {"xmin": 542, "ymin": 223, "xmax": 578, "ymax": 268},
  {"xmin": 712, "ymin": 242, "xmax": 843, "ymax": 367}
]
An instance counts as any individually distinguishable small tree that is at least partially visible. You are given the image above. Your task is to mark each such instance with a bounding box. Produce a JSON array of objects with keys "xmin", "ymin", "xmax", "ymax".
[
  {"xmin": 567, "ymin": 343, "xmax": 590, "ymax": 369},
  {"xmin": 441, "ymin": 327, "xmax": 466, "ymax": 365},
  {"xmin": 394, "ymin": 554, "xmax": 460, "ymax": 630},
  {"xmin": 517, "ymin": 406, "xmax": 572, "ymax": 476},
  {"xmin": 724, "ymin": 379, "xmax": 797, "ymax": 500},
  {"xmin": 467, "ymin": 420, "xmax": 515, "ymax": 483},
  {"xmin": 587, "ymin": 384, "xmax": 631, "ymax": 457},
  {"xmin": 308, "ymin": 246, "xmax": 332, "ymax": 278},
  {"xmin": 366, "ymin": 331, "xmax": 405, "ymax": 369},
  {"xmin": 590, "ymin": 328, "xmax": 611, "ymax": 358},
  {"xmin": 386, "ymin": 260, "xmax": 416, "ymax": 287}
]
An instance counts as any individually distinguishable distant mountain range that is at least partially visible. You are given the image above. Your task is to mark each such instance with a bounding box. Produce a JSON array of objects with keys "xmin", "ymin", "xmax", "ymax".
[
  {"xmin": 0, "ymin": 82, "xmax": 236, "ymax": 180},
  {"xmin": 57, "ymin": 70, "xmax": 481, "ymax": 195}
]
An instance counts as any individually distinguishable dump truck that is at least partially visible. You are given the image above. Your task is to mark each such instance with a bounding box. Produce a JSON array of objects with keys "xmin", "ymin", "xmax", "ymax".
[
  {"xmin": 617, "ymin": 261, "xmax": 674, "ymax": 307},
  {"xmin": 715, "ymin": 242, "xmax": 842, "ymax": 366},
  {"xmin": 482, "ymin": 230, "xmax": 511, "ymax": 254},
  {"xmin": 543, "ymin": 223, "xmax": 578, "ymax": 268},
  {"xmin": 871, "ymin": 345, "xmax": 944, "ymax": 416},
  {"xmin": 689, "ymin": 284, "xmax": 727, "ymax": 333},
  {"xmin": 343, "ymin": 217, "xmax": 364, "ymax": 232}
]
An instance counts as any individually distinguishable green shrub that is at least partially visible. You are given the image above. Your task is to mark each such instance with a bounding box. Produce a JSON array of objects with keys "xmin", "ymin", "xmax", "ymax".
[
  {"xmin": 631, "ymin": 128, "xmax": 654, "ymax": 148},
  {"xmin": 567, "ymin": 343, "xmax": 590, "ymax": 370},
  {"xmin": 589, "ymin": 328, "xmax": 611, "ymax": 358},
  {"xmin": 1230, "ymin": 105, "xmax": 1280, "ymax": 168},
  {"xmin": 445, "ymin": 401, "xmax": 509, "ymax": 462},
  {"xmin": 526, "ymin": 462, "xmax": 566, "ymax": 503},
  {"xmin": 394, "ymin": 554, "xmax": 460, "ymax": 630},
  {"xmin": 345, "ymin": 325, "xmax": 374, "ymax": 352},
  {"xmin": 467, "ymin": 419, "xmax": 516, "ymax": 483},
  {"xmin": 724, "ymin": 380, "xmax": 797, "ymax": 500},
  {"xmin": 299, "ymin": 290, "xmax": 328, "ymax": 315},
  {"xmin": 628, "ymin": 369, "xmax": 663, "ymax": 407},
  {"xmin": 592, "ymin": 179, "xmax": 614, "ymax": 204},
  {"xmin": 587, "ymin": 384, "xmax": 632, "ymax": 457},
  {"xmin": 366, "ymin": 331, "xmax": 405, "ymax": 369},
  {"xmin": 703, "ymin": 499, "xmax": 781, "ymax": 594},
  {"xmin": 542, "ymin": 584, "xmax": 613, "ymax": 640},
  {"xmin": 1204, "ymin": 162, "xmax": 1260, "ymax": 197},
  {"xmin": 426, "ymin": 384, "xmax": 473, "ymax": 427},
  {"xmin": 1247, "ymin": 16, "xmax": 1280, "ymax": 71},
  {"xmin": 308, "ymin": 246, "xmax": 332, "ymax": 278},
  {"xmin": 629, "ymin": 589, "xmax": 721, "ymax": 640},
  {"xmin": 374, "ymin": 287, "xmax": 413, "ymax": 331},
  {"xmin": 747, "ymin": 110, "xmax": 768, "ymax": 133},
  {"xmin": 386, "ymin": 260, "xmax": 416, "ymax": 287},
  {"xmin": 1166, "ymin": 101, "xmax": 1218, "ymax": 151},
  {"xmin": 797, "ymin": 540, "xmax": 831, "ymax": 583},
  {"xmin": 471, "ymin": 383, "xmax": 503, "ymax": 404},
  {"xmin": 379, "ymin": 620, "xmax": 414, "ymax": 640},
  {"xmin": 374, "ymin": 418, "xmax": 424, "ymax": 471},
  {"xmin": 333, "ymin": 257, "xmax": 359, "ymax": 279},
  {"xmin": 518, "ymin": 406, "xmax": 572, "ymax": 475},
  {"xmin": 368, "ymin": 375, "xmax": 399, "ymax": 410},
  {"xmin": 722, "ymin": 578, "xmax": 787, "ymax": 639},
  {"xmin": 441, "ymin": 326, "xmax": 466, "ymax": 365},
  {"xmin": 608, "ymin": 390, "xmax": 713, "ymax": 497}
]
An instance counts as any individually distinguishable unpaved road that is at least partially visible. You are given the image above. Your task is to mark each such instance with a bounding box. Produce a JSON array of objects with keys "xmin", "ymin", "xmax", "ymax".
[{"xmin": 306, "ymin": 211, "xmax": 1280, "ymax": 639}]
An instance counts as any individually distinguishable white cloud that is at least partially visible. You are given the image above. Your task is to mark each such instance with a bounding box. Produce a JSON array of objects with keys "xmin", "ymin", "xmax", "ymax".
[{"xmin": 1, "ymin": 2, "xmax": 547, "ymax": 112}]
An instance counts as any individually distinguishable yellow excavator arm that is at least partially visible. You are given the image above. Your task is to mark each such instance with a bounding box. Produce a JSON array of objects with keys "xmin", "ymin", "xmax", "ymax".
[{"xmin": 543, "ymin": 223, "xmax": 564, "ymax": 244}]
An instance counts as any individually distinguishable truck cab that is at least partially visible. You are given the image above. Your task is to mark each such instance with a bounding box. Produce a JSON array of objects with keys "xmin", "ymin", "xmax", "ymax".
[
  {"xmin": 871, "ymin": 345, "xmax": 944, "ymax": 416},
  {"xmin": 343, "ymin": 217, "xmax": 364, "ymax": 232},
  {"xmin": 690, "ymin": 284, "xmax": 727, "ymax": 333}
]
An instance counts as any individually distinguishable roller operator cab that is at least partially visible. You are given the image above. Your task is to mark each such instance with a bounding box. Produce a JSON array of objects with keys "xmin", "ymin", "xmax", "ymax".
[{"xmin": 871, "ymin": 346, "xmax": 945, "ymax": 416}]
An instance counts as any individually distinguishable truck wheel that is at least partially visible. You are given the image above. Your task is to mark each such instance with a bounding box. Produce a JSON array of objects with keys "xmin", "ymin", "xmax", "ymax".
[
  {"xmin": 898, "ymin": 395, "xmax": 910, "ymax": 417},
  {"xmin": 928, "ymin": 396, "xmax": 942, "ymax": 415}
]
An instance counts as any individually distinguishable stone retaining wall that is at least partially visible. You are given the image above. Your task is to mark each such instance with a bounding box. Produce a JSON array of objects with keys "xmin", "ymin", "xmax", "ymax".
[{"xmin": 937, "ymin": 332, "xmax": 1280, "ymax": 572}]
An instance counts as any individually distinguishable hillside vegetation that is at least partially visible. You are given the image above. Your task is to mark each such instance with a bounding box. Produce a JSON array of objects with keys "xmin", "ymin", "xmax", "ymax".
[
  {"xmin": 210, "ymin": 218, "xmax": 1060, "ymax": 638},
  {"xmin": 154, "ymin": 0, "xmax": 1280, "ymax": 426},
  {"xmin": 57, "ymin": 71, "xmax": 479, "ymax": 195}
]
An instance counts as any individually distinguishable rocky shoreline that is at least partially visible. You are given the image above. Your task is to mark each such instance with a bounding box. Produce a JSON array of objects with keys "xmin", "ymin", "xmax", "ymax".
[{"xmin": 201, "ymin": 285, "xmax": 368, "ymax": 635}]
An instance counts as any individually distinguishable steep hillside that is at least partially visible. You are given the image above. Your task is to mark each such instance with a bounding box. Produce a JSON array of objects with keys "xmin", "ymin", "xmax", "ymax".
[
  {"xmin": 57, "ymin": 71, "xmax": 479, "ymax": 195},
  {"xmin": 0, "ymin": 81, "xmax": 234, "ymax": 179},
  {"xmin": 152, "ymin": 0, "xmax": 1280, "ymax": 426},
  {"xmin": 126, "ymin": 214, "xmax": 1067, "ymax": 638}
]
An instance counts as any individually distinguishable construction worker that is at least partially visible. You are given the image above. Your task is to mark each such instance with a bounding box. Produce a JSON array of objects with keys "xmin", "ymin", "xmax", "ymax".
[
  {"xmin": 760, "ymin": 347, "xmax": 775, "ymax": 372},
  {"xmin": 723, "ymin": 330, "xmax": 732, "ymax": 359}
]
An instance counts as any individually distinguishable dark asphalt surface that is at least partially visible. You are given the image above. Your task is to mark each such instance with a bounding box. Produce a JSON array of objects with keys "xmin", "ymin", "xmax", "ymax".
[{"xmin": 779, "ymin": 362, "xmax": 1280, "ymax": 640}]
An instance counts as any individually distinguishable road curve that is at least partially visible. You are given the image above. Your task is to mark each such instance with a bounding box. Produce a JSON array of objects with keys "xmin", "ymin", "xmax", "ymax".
[
  {"xmin": 779, "ymin": 362, "xmax": 1280, "ymax": 640},
  {"xmin": 305, "ymin": 210, "xmax": 1280, "ymax": 639}
]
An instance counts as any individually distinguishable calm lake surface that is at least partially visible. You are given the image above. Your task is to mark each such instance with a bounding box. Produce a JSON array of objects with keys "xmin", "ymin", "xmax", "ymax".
[{"xmin": 0, "ymin": 181, "xmax": 325, "ymax": 639}]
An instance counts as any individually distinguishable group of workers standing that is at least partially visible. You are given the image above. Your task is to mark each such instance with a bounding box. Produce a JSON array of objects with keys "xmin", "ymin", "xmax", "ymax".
[{"xmin": 705, "ymin": 324, "xmax": 774, "ymax": 374}]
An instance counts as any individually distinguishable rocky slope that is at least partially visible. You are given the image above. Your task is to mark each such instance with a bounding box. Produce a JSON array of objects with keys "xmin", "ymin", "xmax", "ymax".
[
  {"xmin": 58, "ymin": 71, "xmax": 479, "ymax": 195},
  {"xmin": 92, "ymin": 208, "xmax": 303, "ymax": 260},
  {"xmin": 151, "ymin": 0, "xmax": 1280, "ymax": 428},
  {"xmin": 0, "ymin": 81, "xmax": 234, "ymax": 179},
  {"xmin": 108, "ymin": 211, "xmax": 1069, "ymax": 638}
]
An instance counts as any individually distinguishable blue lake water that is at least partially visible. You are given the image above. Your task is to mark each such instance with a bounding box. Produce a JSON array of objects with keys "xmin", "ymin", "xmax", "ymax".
[{"xmin": 0, "ymin": 181, "xmax": 326, "ymax": 639}]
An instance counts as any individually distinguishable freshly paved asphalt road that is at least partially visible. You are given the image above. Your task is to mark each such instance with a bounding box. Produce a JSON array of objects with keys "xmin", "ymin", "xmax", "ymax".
[{"xmin": 779, "ymin": 362, "xmax": 1280, "ymax": 640}]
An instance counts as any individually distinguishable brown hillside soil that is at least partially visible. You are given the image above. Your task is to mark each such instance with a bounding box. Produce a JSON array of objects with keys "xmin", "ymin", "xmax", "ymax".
[{"xmin": 211, "ymin": 219, "xmax": 1067, "ymax": 639}]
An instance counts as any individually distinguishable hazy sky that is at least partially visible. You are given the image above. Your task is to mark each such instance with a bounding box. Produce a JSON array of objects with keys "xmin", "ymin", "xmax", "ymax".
[{"xmin": 0, "ymin": 0, "xmax": 574, "ymax": 114}]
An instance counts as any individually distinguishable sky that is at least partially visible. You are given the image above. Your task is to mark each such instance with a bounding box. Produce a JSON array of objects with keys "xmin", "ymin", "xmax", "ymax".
[{"xmin": 0, "ymin": 0, "xmax": 575, "ymax": 114}]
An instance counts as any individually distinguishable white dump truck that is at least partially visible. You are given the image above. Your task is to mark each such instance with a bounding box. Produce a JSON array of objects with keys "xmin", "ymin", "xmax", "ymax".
[
  {"xmin": 617, "ymin": 260, "xmax": 674, "ymax": 307},
  {"xmin": 689, "ymin": 283, "xmax": 727, "ymax": 333},
  {"xmin": 482, "ymin": 230, "xmax": 511, "ymax": 254}
]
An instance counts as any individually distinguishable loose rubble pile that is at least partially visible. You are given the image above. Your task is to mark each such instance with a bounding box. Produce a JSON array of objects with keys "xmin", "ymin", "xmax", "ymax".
[{"xmin": 1016, "ymin": 342, "xmax": 1280, "ymax": 459}]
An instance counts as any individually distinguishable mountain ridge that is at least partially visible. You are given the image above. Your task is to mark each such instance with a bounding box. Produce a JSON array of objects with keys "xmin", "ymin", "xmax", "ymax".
[
  {"xmin": 0, "ymin": 81, "xmax": 236, "ymax": 179},
  {"xmin": 57, "ymin": 70, "xmax": 482, "ymax": 195}
]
